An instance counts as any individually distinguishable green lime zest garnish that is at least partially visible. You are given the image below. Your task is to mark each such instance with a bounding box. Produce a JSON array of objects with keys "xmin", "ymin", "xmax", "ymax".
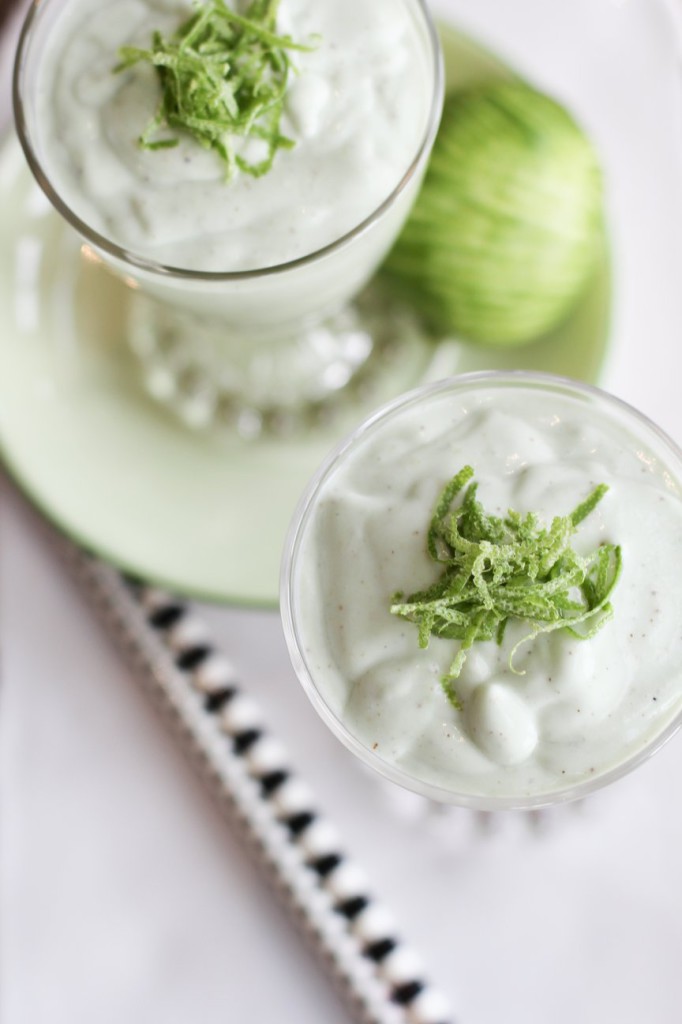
[
  {"xmin": 390, "ymin": 466, "xmax": 622, "ymax": 709},
  {"xmin": 115, "ymin": 0, "xmax": 313, "ymax": 178}
]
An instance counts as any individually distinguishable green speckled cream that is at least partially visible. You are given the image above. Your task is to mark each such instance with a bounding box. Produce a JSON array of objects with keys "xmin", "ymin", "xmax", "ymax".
[
  {"xmin": 14, "ymin": 0, "xmax": 443, "ymax": 415},
  {"xmin": 26, "ymin": 0, "xmax": 436, "ymax": 272},
  {"xmin": 282, "ymin": 373, "xmax": 682, "ymax": 809}
]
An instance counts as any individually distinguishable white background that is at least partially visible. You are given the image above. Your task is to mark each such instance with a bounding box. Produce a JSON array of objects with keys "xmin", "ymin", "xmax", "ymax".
[{"xmin": 3, "ymin": 1, "xmax": 682, "ymax": 1022}]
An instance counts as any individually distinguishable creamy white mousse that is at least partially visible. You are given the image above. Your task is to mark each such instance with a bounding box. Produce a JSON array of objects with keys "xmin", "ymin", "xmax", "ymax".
[
  {"xmin": 31, "ymin": 0, "xmax": 433, "ymax": 271},
  {"xmin": 286, "ymin": 377, "xmax": 682, "ymax": 804}
]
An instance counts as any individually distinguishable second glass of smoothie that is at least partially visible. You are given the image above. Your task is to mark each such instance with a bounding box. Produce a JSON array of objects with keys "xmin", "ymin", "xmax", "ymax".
[
  {"xmin": 281, "ymin": 371, "xmax": 682, "ymax": 811},
  {"xmin": 13, "ymin": 0, "xmax": 444, "ymax": 433}
]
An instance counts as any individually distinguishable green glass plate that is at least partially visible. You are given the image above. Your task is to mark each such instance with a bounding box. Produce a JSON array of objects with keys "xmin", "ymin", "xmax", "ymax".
[{"xmin": 0, "ymin": 24, "xmax": 611, "ymax": 606}]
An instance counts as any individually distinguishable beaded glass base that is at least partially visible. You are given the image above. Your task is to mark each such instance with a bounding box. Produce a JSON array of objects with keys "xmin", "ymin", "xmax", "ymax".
[{"xmin": 127, "ymin": 282, "xmax": 430, "ymax": 439}]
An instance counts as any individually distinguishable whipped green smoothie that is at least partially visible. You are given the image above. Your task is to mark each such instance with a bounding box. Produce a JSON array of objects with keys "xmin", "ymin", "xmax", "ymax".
[
  {"xmin": 284, "ymin": 376, "xmax": 682, "ymax": 805},
  {"xmin": 30, "ymin": 0, "xmax": 434, "ymax": 271}
]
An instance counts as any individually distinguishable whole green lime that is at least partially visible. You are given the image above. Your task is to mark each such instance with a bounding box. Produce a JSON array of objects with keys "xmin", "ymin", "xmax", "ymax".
[{"xmin": 385, "ymin": 80, "xmax": 604, "ymax": 346}]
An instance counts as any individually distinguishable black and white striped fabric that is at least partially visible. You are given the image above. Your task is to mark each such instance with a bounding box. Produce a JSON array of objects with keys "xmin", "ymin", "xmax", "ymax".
[{"xmin": 55, "ymin": 537, "xmax": 456, "ymax": 1024}]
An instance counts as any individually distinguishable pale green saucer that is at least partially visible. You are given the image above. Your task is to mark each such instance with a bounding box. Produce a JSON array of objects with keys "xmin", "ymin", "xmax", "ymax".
[{"xmin": 0, "ymin": 26, "xmax": 611, "ymax": 606}]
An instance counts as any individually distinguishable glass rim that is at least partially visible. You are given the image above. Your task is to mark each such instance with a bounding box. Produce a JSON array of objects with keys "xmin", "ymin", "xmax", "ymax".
[
  {"xmin": 280, "ymin": 369, "xmax": 682, "ymax": 811},
  {"xmin": 12, "ymin": 0, "xmax": 444, "ymax": 282}
]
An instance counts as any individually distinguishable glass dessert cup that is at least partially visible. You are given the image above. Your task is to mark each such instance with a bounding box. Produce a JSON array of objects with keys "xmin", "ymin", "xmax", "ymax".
[
  {"xmin": 280, "ymin": 371, "xmax": 682, "ymax": 812},
  {"xmin": 12, "ymin": 0, "xmax": 444, "ymax": 436}
]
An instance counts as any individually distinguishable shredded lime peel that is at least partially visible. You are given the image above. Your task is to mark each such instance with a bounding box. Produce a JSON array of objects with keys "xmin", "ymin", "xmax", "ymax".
[
  {"xmin": 114, "ymin": 0, "xmax": 312, "ymax": 178},
  {"xmin": 390, "ymin": 466, "xmax": 622, "ymax": 709}
]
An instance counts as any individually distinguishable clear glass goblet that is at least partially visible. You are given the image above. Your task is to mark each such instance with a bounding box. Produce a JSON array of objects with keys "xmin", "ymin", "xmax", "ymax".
[
  {"xmin": 280, "ymin": 371, "xmax": 682, "ymax": 813},
  {"xmin": 12, "ymin": 0, "xmax": 444, "ymax": 435}
]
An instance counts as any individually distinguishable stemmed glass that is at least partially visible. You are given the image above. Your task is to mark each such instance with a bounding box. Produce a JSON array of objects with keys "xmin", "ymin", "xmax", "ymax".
[
  {"xmin": 12, "ymin": 0, "xmax": 444, "ymax": 435},
  {"xmin": 280, "ymin": 371, "xmax": 682, "ymax": 812}
]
